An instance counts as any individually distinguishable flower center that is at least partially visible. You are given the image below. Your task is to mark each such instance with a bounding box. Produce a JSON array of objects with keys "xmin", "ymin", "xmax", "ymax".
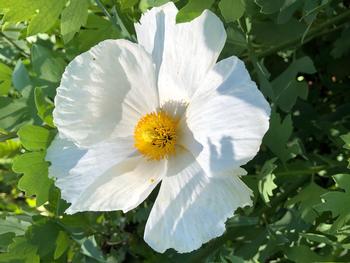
[{"xmin": 134, "ymin": 111, "xmax": 178, "ymax": 160}]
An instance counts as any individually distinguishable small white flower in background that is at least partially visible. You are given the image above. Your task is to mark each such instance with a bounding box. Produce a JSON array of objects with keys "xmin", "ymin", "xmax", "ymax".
[{"xmin": 46, "ymin": 2, "xmax": 270, "ymax": 253}]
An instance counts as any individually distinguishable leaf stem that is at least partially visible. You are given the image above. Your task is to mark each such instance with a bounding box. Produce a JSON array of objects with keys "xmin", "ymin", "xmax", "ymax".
[{"xmin": 0, "ymin": 32, "xmax": 29, "ymax": 58}]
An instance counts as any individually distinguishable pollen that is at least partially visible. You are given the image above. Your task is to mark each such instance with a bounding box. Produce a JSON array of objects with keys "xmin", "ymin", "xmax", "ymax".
[{"xmin": 134, "ymin": 111, "xmax": 178, "ymax": 160}]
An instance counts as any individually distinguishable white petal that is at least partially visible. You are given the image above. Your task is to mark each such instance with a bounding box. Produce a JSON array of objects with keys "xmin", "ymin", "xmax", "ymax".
[
  {"xmin": 144, "ymin": 149, "xmax": 252, "ymax": 253},
  {"xmin": 54, "ymin": 39, "xmax": 159, "ymax": 147},
  {"xmin": 66, "ymin": 157, "xmax": 167, "ymax": 214},
  {"xmin": 135, "ymin": 2, "xmax": 178, "ymax": 75},
  {"xmin": 158, "ymin": 10, "xmax": 226, "ymax": 104},
  {"xmin": 46, "ymin": 134, "xmax": 135, "ymax": 204},
  {"xmin": 181, "ymin": 56, "xmax": 271, "ymax": 175}
]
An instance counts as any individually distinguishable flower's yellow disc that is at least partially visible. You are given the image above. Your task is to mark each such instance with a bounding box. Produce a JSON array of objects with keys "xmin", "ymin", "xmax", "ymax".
[{"xmin": 134, "ymin": 111, "xmax": 178, "ymax": 160}]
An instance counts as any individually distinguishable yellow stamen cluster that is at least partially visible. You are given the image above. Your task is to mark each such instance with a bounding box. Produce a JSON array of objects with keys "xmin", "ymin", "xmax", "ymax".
[{"xmin": 134, "ymin": 111, "xmax": 178, "ymax": 160}]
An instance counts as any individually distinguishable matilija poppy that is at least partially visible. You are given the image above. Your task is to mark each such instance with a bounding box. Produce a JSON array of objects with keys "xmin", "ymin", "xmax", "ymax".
[{"xmin": 46, "ymin": 2, "xmax": 270, "ymax": 253}]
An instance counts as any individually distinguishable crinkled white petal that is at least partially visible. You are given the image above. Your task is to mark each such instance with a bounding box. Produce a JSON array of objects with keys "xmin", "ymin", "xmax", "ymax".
[
  {"xmin": 66, "ymin": 157, "xmax": 167, "ymax": 214},
  {"xmin": 46, "ymin": 135, "xmax": 135, "ymax": 205},
  {"xmin": 135, "ymin": 2, "xmax": 177, "ymax": 75},
  {"xmin": 54, "ymin": 39, "xmax": 159, "ymax": 147},
  {"xmin": 180, "ymin": 56, "xmax": 271, "ymax": 175},
  {"xmin": 144, "ymin": 149, "xmax": 252, "ymax": 253},
  {"xmin": 157, "ymin": 9, "xmax": 226, "ymax": 104}
]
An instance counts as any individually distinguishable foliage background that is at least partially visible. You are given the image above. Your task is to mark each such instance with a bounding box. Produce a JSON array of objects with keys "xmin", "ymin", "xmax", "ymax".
[{"xmin": 0, "ymin": 0, "xmax": 350, "ymax": 262}]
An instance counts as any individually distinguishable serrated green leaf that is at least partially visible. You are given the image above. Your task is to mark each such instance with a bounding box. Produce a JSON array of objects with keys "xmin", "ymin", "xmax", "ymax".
[
  {"xmin": 67, "ymin": 13, "xmax": 120, "ymax": 53},
  {"xmin": 34, "ymin": 87, "xmax": 54, "ymax": 127},
  {"xmin": 315, "ymin": 174, "xmax": 350, "ymax": 232},
  {"xmin": 286, "ymin": 182, "xmax": 327, "ymax": 223},
  {"xmin": 273, "ymin": 57, "xmax": 316, "ymax": 112},
  {"xmin": 176, "ymin": 0, "xmax": 214, "ymax": 23},
  {"xmin": 264, "ymin": 111, "xmax": 294, "ymax": 162},
  {"xmin": 12, "ymin": 152, "xmax": 53, "ymax": 206},
  {"xmin": 219, "ymin": 0, "xmax": 245, "ymax": 23},
  {"xmin": 61, "ymin": 0, "xmax": 89, "ymax": 43},
  {"xmin": 17, "ymin": 125, "xmax": 54, "ymax": 151},
  {"xmin": 258, "ymin": 158, "xmax": 278, "ymax": 204}
]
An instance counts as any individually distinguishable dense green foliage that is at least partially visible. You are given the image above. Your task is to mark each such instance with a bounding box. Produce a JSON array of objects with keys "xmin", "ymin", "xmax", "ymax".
[{"xmin": 0, "ymin": 0, "xmax": 350, "ymax": 262}]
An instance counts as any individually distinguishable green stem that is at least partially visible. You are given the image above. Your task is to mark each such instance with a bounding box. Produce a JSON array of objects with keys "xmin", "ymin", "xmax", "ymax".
[
  {"xmin": 0, "ymin": 131, "xmax": 18, "ymax": 142},
  {"xmin": 94, "ymin": 0, "xmax": 115, "ymax": 25}
]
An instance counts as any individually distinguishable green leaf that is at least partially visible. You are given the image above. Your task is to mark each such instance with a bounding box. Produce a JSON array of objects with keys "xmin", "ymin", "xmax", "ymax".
[
  {"xmin": 0, "ymin": 0, "xmax": 66, "ymax": 36},
  {"xmin": 120, "ymin": 0, "xmax": 139, "ymax": 9},
  {"xmin": 273, "ymin": 57, "xmax": 316, "ymax": 112},
  {"xmin": 176, "ymin": 0, "xmax": 215, "ymax": 23},
  {"xmin": 0, "ymin": 216, "xmax": 31, "ymax": 235},
  {"xmin": 12, "ymin": 152, "xmax": 53, "ymax": 206},
  {"xmin": 0, "ymin": 0, "xmax": 40, "ymax": 22},
  {"xmin": 139, "ymin": 0, "xmax": 170, "ymax": 11},
  {"xmin": 12, "ymin": 60, "xmax": 31, "ymax": 91},
  {"xmin": 315, "ymin": 174, "xmax": 350, "ymax": 232},
  {"xmin": 17, "ymin": 125, "xmax": 55, "ymax": 151},
  {"xmin": 263, "ymin": 111, "xmax": 294, "ymax": 162},
  {"xmin": 31, "ymin": 44, "xmax": 66, "ymax": 83},
  {"xmin": 67, "ymin": 13, "xmax": 120, "ymax": 53},
  {"xmin": 286, "ymin": 182, "xmax": 327, "ymax": 223},
  {"xmin": 0, "ymin": 62, "xmax": 12, "ymax": 95},
  {"xmin": 300, "ymin": 233, "xmax": 338, "ymax": 247},
  {"xmin": 252, "ymin": 18, "xmax": 306, "ymax": 45},
  {"xmin": 284, "ymin": 245, "xmax": 326, "ymax": 262},
  {"xmin": 0, "ymin": 139, "xmax": 20, "ymax": 158},
  {"xmin": 27, "ymin": 0, "xmax": 66, "ymax": 36},
  {"xmin": 61, "ymin": 0, "xmax": 89, "ymax": 43},
  {"xmin": 219, "ymin": 0, "xmax": 245, "ymax": 22},
  {"xmin": 0, "ymin": 237, "xmax": 39, "ymax": 263},
  {"xmin": 81, "ymin": 236, "xmax": 106, "ymax": 262},
  {"xmin": 277, "ymin": 0, "xmax": 302, "ymax": 24},
  {"xmin": 341, "ymin": 133, "xmax": 350, "ymax": 150},
  {"xmin": 0, "ymin": 86, "xmax": 37, "ymax": 131},
  {"xmin": 26, "ymin": 220, "xmax": 61, "ymax": 258},
  {"xmin": 331, "ymin": 27, "xmax": 350, "ymax": 58},
  {"xmin": 54, "ymin": 231, "xmax": 70, "ymax": 259},
  {"xmin": 255, "ymin": 0, "xmax": 285, "ymax": 14},
  {"xmin": 34, "ymin": 87, "xmax": 55, "ymax": 127},
  {"xmin": 258, "ymin": 158, "xmax": 278, "ymax": 204}
]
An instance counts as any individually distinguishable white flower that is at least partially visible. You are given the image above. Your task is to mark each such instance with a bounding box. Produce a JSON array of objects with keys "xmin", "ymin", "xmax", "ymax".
[{"xmin": 46, "ymin": 2, "xmax": 270, "ymax": 253}]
